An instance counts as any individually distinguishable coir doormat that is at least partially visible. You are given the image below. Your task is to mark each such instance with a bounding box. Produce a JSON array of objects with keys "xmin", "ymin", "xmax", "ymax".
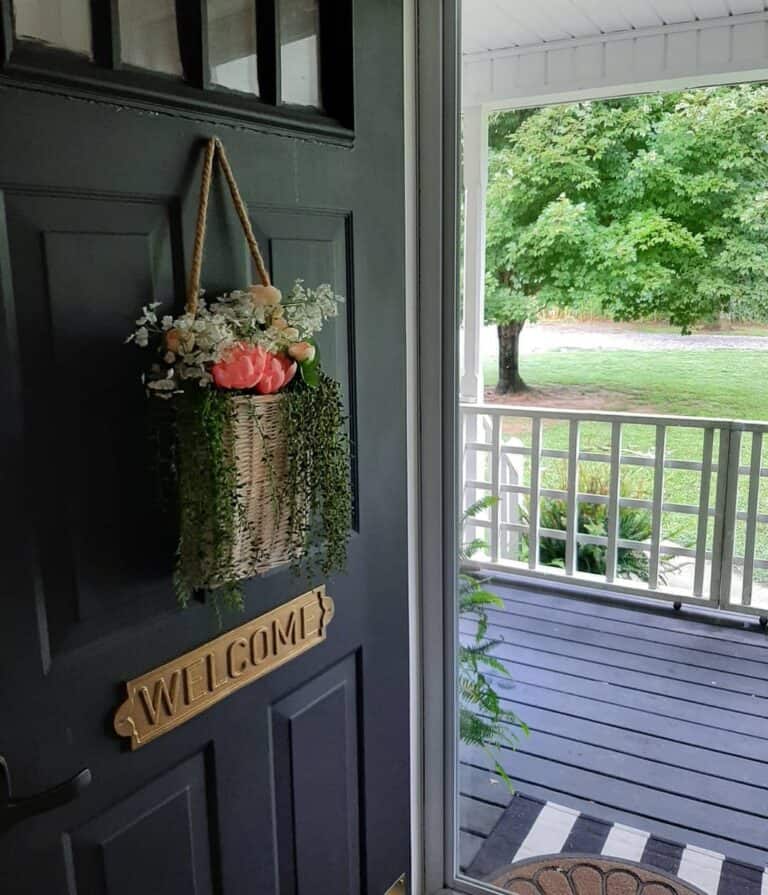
[{"xmin": 489, "ymin": 854, "xmax": 706, "ymax": 894}]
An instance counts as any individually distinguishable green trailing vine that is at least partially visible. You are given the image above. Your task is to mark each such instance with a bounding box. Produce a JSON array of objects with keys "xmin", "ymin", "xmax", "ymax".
[
  {"xmin": 281, "ymin": 374, "xmax": 352, "ymax": 578},
  {"xmin": 170, "ymin": 374, "xmax": 351, "ymax": 622},
  {"xmin": 174, "ymin": 388, "xmax": 248, "ymax": 620}
]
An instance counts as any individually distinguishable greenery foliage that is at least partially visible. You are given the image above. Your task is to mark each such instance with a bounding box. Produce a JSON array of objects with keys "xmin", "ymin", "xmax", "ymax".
[
  {"xmin": 175, "ymin": 387, "xmax": 246, "ymax": 617},
  {"xmin": 172, "ymin": 376, "xmax": 351, "ymax": 622},
  {"xmin": 485, "ymin": 85, "xmax": 768, "ymax": 331},
  {"xmin": 280, "ymin": 373, "xmax": 352, "ymax": 579},
  {"xmin": 519, "ymin": 465, "xmax": 682, "ymax": 583},
  {"xmin": 459, "ymin": 497, "xmax": 528, "ymax": 788}
]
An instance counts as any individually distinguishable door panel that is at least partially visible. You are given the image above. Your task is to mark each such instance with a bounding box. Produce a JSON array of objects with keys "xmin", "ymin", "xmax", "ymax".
[
  {"xmin": 251, "ymin": 206, "xmax": 359, "ymax": 512},
  {"xmin": 251, "ymin": 206, "xmax": 354, "ymax": 416},
  {"xmin": 0, "ymin": 1, "xmax": 408, "ymax": 893},
  {"xmin": 3, "ymin": 192, "xmax": 180, "ymax": 656},
  {"xmin": 272, "ymin": 654, "xmax": 361, "ymax": 895},
  {"xmin": 66, "ymin": 750, "xmax": 215, "ymax": 895}
]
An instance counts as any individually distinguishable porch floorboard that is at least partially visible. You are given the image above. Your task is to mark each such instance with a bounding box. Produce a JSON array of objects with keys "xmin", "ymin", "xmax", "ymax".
[{"xmin": 459, "ymin": 581, "xmax": 768, "ymax": 875}]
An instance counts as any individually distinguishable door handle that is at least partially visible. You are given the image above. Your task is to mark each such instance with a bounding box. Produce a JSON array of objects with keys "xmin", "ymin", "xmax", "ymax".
[{"xmin": 0, "ymin": 755, "xmax": 91, "ymax": 832}]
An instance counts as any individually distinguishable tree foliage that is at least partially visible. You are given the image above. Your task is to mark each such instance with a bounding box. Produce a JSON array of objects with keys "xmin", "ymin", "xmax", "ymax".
[{"xmin": 485, "ymin": 85, "xmax": 768, "ymax": 331}]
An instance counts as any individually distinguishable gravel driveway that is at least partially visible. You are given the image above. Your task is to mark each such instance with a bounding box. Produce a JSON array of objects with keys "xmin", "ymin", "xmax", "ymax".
[{"xmin": 479, "ymin": 322, "xmax": 768, "ymax": 356}]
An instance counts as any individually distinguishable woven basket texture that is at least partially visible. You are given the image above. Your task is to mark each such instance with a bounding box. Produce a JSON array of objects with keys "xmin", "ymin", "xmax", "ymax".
[{"xmin": 205, "ymin": 392, "xmax": 299, "ymax": 585}]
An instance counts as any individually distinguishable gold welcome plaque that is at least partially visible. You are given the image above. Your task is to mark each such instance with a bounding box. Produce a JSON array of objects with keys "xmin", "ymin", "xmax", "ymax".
[{"xmin": 114, "ymin": 587, "xmax": 334, "ymax": 749}]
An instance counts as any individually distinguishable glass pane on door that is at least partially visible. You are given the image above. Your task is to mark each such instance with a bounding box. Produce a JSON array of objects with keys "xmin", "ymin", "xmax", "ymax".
[
  {"xmin": 118, "ymin": 0, "xmax": 183, "ymax": 76},
  {"xmin": 207, "ymin": 0, "xmax": 260, "ymax": 95},
  {"xmin": 455, "ymin": 7, "xmax": 768, "ymax": 886},
  {"xmin": 280, "ymin": 0, "xmax": 321, "ymax": 108},
  {"xmin": 13, "ymin": 0, "xmax": 92, "ymax": 57}
]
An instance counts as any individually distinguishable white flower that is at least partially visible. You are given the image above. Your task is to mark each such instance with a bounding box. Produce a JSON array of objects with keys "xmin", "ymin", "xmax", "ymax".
[
  {"xmin": 252, "ymin": 306, "xmax": 267, "ymax": 325},
  {"xmin": 138, "ymin": 304, "xmax": 159, "ymax": 324},
  {"xmin": 128, "ymin": 280, "xmax": 344, "ymax": 397}
]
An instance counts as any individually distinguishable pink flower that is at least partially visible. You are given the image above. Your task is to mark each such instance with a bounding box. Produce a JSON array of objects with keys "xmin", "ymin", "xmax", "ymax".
[
  {"xmin": 212, "ymin": 343, "xmax": 267, "ymax": 389},
  {"xmin": 280, "ymin": 355, "xmax": 298, "ymax": 386},
  {"xmin": 255, "ymin": 353, "xmax": 297, "ymax": 394},
  {"xmin": 211, "ymin": 344, "xmax": 296, "ymax": 394}
]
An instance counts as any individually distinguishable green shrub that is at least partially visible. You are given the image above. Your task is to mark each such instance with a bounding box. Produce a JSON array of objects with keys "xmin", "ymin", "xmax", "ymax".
[{"xmin": 520, "ymin": 466, "xmax": 679, "ymax": 582}]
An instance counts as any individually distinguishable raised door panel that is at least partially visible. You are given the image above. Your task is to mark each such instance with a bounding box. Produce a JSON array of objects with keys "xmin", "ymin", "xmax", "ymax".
[
  {"xmin": 65, "ymin": 750, "xmax": 215, "ymax": 894},
  {"xmin": 249, "ymin": 206, "xmax": 359, "ymax": 520},
  {"xmin": 2, "ymin": 190, "xmax": 182, "ymax": 658},
  {"xmin": 248, "ymin": 207, "xmax": 353, "ymax": 401},
  {"xmin": 271, "ymin": 653, "xmax": 361, "ymax": 895}
]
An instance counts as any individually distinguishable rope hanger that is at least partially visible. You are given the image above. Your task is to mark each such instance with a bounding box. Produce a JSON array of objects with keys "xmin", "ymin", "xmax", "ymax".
[{"xmin": 186, "ymin": 137, "xmax": 271, "ymax": 316}]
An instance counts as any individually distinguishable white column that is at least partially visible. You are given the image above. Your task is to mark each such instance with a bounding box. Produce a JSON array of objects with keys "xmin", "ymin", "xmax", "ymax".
[{"xmin": 460, "ymin": 105, "xmax": 489, "ymax": 404}]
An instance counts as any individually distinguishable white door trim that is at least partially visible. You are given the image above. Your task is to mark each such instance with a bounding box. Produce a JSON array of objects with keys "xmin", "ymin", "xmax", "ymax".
[{"xmin": 412, "ymin": 0, "xmax": 462, "ymax": 893}]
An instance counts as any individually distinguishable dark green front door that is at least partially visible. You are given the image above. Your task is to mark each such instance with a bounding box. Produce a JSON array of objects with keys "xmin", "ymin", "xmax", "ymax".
[{"xmin": 0, "ymin": 2, "xmax": 409, "ymax": 892}]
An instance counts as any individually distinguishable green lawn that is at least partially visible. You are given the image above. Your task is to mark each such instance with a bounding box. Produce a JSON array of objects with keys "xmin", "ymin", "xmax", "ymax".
[
  {"xmin": 479, "ymin": 350, "xmax": 768, "ymax": 586},
  {"xmin": 483, "ymin": 350, "xmax": 768, "ymax": 420}
]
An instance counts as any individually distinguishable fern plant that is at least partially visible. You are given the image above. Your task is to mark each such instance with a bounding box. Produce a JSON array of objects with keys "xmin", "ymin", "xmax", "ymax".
[
  {"xmin": 460, "ymin": 496, "xmax": 528, "ymax": 789},
  {"xmin": 519, "ymin": 465, "xmax": 685, "ymax": 583}
]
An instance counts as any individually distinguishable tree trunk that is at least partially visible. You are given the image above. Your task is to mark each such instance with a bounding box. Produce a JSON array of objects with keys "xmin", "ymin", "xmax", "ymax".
[{"xmin": 496, "ymin": 321, "xmax": 527, "ymax": 394}]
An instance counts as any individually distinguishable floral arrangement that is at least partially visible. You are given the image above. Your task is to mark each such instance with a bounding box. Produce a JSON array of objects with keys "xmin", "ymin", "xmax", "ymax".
[
  {"xmin": 128, "ymin": 280, "xmax": 341, "ymax": 396},
  {"xmin": 128, "ymin": 279, "xmax": 351, "ymax": 619}
]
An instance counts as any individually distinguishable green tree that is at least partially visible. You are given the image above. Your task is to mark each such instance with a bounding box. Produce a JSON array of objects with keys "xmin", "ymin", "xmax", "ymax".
[{"xmin": 485, "ymin": 86, "xmax": 768, "ymax": 393}]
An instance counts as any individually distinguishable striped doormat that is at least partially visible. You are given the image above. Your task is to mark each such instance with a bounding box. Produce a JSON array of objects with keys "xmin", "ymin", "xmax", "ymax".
[{"xmin": 466, "ymin": 794, "xmax": 768, "ymax": 895}]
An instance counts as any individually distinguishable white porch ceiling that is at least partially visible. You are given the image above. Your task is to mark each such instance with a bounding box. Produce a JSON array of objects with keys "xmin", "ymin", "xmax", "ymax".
[{"xmin": 463, "ymin": 0, "xmax": 768, "ymax": 55}]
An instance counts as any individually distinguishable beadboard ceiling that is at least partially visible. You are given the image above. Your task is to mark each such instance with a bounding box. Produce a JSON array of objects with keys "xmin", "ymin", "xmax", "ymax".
[{"xmin": 463, "ymin": 0, "xmax": 768, "ymax": 54}]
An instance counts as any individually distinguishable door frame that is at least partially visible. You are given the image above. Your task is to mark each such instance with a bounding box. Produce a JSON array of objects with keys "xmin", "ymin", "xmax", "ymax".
[{"xmin": 408, "ymin": 0, "xmax": 463, "ymax": 893}]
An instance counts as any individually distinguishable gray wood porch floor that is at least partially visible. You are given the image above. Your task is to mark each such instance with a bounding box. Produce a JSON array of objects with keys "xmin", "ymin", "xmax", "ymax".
[{"xmin": 459, "ymin": 581, "xmax": 768, "ymax": 874}]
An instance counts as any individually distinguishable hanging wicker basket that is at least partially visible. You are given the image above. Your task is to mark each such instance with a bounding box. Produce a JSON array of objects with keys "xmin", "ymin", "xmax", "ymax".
[
  {"xmin": 227, "ymin": 393, "xmax": 295, "ymax": 577},
  {"xmin": 180, "ymin": 137, "xmax": 301, "ymax": 588}
]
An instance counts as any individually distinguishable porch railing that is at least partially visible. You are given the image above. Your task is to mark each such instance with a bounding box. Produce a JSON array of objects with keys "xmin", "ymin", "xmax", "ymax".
[{"xmin": 461, "ymin": 404, "xmax": 768, "ymax": 617}]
